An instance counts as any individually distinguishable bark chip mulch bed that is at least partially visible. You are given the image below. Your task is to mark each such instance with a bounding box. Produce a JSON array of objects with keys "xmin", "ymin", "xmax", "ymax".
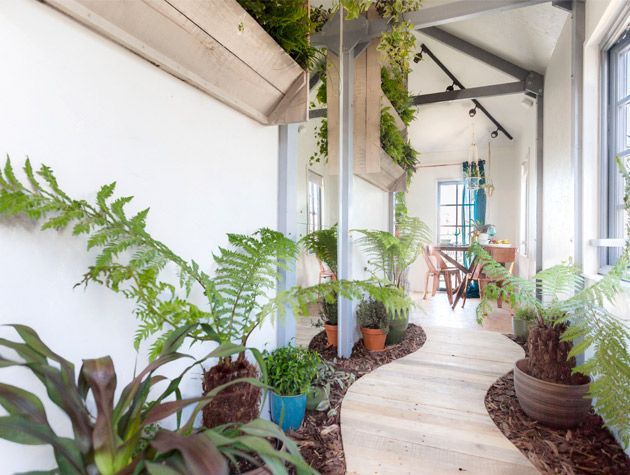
[
  {"xmin": 486, "ymin": 335, "xmax": 630, "ymax": 474},
  {"xmin": 290, "ymin": 324, "xmax": 426, "ymax": 474}
]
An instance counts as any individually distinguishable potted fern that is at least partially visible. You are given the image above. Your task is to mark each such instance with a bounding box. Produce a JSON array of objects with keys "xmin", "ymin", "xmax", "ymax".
[
  {"xmin": 263, "ymin": 344, "xmax": 320, "ymax": 431},
  {"xmin": 356, "ymin": 297, "xmax": 390, "ymax": 351},
  {"xmin": 0, "ymin": 158, "xmax": 413, "ymax": 430},
  {"xmin": 355, "ymin": 215, "xmax": 431, "ymax": 344},
  {"xmin": 301, "ymin": 225, "xmax": 339, "ymax": 346},
  {"xmin": 472, "ymin": 156, "xmax": 629, "ymax": 441}
]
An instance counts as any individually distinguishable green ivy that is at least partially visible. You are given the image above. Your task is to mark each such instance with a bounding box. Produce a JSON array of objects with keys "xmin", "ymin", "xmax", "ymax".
[
  {"xmin": 380, "ymin": 108, "xmax": 419, "ymax": 176},
  {"xmin": 381, "ymin": 66, "xmax": 416, "ymax": 126}
]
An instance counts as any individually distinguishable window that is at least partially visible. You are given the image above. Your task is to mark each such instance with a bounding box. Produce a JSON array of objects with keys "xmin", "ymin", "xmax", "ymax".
[
  {"xmin": 437, "ymin": 181, "xmax": 474, "ymax": 245},
  {"xmin": 603, "ymin": 31, "xmax": 630, "ymax": 267},
  {"xmin": 307, "ymin": 171, "xmax": 323, "ymax": 233}
]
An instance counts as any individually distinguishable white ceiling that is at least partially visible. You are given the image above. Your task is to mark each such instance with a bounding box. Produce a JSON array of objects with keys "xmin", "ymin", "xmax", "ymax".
[{"xmin": 419, "ymin": 0, "xmax": 569, "ymax": 74}]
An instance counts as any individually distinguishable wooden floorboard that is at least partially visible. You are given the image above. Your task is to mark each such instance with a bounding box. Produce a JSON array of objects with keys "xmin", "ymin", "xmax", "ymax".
[{"xmin": 341, "ymin": 324, "xmax": 538, "ymax": 474}]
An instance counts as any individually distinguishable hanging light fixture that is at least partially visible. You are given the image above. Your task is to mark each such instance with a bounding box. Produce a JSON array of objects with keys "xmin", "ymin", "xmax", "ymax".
[
  {"xmin": 413, "ymin": 51, "xmax": 423, "ymax": 63},
  {"xmin": 484, "ymin": 141, "xmax": 495, "ymax": 197},
  {"xmin": 468, "ymin": 104, "xmax": 478, "ymax": 117},
  {"xmin": 463, "ymin": 125, "xmax": 482, "ymax": 191},
  {"xmin": 446, "ymin": 81, "xmax": 456, "ymax": 91},
  {"xmin": 490, "ymin": 128, "xmax": 499, "ymax": 138}
]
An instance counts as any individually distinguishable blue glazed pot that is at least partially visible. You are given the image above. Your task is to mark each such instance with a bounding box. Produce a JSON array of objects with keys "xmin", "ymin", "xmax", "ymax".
[{"xmin": 270, "ymin": 392, "xmax": 307, "ymax": 431}]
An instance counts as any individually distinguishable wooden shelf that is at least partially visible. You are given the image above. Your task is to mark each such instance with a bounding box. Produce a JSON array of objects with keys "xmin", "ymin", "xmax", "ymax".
[{"xmin": 44, "ymin": 0, "xmax": 308, "ymax": 125}]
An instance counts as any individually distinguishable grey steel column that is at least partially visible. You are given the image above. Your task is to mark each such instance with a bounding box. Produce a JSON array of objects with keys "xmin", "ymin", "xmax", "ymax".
[
  {"xmin": 276, "ymin": 124, "xmax": 298, "ymax": 346},
  {"xmin": 536, "ymin": 95, "xmax": 544, "ymax": 273},
  {"xmin": 571, "ymin": 0, "xmax": 585, "ymax": 267},
  {"xmin": 337, "ymin": 17, "xmax": 356, "ymax": 358}
]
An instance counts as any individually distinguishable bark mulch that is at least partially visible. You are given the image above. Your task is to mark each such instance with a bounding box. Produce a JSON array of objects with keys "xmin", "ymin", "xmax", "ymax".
[
  {"xmin": 290, "ymin": 324, "xmax": 426, "ymax": 474},
  {"xmin": 486, "ymin": 335, "xmax": 630, "ymax": 475}
]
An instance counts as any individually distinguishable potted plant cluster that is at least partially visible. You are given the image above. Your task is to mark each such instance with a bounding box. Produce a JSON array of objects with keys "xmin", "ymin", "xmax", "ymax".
[
  {"xmin": 473, "ymin": 157, "xmax": 629, "ymax": 444},
  {"xmin": 355, "ymin": 215, "xmax": 431, "ymax": 345},
  {"xmin": 356, "ymin": 297, "xmax": 390, "ymax": 352},
  {"xmin": 264, "ymin": 344, "xmax": 321, "ymax": 431},
  {"xmin": 0, "ymin": 324, "xmax": 312, "ymax": 474}
]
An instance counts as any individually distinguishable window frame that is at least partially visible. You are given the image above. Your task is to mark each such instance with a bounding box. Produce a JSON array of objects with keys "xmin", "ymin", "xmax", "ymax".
[
  {"xmin": 307, "ymin": 171, "xmax": 323, "ymax": 234},
  {"xmin": 437, "ymin": 180, "xmax": 474, "ymax": 246},
  {"xmin": 601, "ymin": 30, "xmax": 630, "ymax": 270}
]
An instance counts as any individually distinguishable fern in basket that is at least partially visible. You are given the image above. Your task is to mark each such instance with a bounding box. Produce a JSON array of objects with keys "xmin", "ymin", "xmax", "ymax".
[{"xmin": 472, "ymin": 158, "xmax": 630, "ymax": 447}]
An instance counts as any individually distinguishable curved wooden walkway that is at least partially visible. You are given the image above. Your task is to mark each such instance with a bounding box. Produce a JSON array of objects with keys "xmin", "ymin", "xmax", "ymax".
[{"xmin": 341, "ymin": 325, "xmax": 538, "ymax": 474}]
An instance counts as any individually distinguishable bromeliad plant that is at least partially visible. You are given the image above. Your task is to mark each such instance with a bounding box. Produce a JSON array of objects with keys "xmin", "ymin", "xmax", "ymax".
[
  {"xmin": 0, "ymin": 324, "xmax": 313, "ymax": 475},
  {"xmin": 472, "ymin": 158, "xmax": 630, "ymax": 447}
]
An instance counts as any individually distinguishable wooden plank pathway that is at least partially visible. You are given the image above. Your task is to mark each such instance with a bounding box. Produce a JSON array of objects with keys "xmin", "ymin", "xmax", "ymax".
[{"xmin": 341, "ymin": 325, "xmax": 538, "ymax": 474}]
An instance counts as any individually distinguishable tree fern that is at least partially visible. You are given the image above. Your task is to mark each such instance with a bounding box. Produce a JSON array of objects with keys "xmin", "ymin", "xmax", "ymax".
[
  {"xmin": 300, "ymin": 224, "xmax": 337, "ymax": 275},
  {"xmin": 472, "ymin": 156, "xmax": 630, "ymax": 447},
  {"xmin": 354, "ymin": 216, "xmax": 431, "ymax": 289}
]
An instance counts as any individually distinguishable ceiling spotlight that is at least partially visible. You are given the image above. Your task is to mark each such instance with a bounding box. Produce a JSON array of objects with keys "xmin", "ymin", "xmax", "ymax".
[
  {"xmin": 413, "ymin": 51, "xmax": 423, "ymax": 63},
  {"xmin": 491, "ymin": 128, "xmax": 499, "ymax": 138},
  {"xmin": 468, "ymin": 105, "xmax": 478, "ymax": 117},
  {"xmin": 445, "ymin": 82, "xmax": 455, "ymax": 92}
]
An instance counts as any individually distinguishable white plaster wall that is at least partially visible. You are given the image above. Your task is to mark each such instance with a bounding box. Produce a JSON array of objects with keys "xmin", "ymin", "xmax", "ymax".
[
  {"xmin": 542, "ymin": 18, "xmax": 574, "ymax": 267},
  {"xmin": 0, "ymin": 2, "xmax": 279, "ymax": 472}
]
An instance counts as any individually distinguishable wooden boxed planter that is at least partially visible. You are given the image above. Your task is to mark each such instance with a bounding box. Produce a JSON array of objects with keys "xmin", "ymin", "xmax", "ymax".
[
  {"xmin": 43, "ymin": 0, "xmax": 308, "ymax": 125},
  {"xmin": 326, "ymin": 40, "xmax": 407, "ymax": 192}
]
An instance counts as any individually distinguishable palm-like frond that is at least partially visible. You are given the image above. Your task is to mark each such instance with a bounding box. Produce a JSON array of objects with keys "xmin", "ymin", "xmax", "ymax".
[
  {"xmin": 300, "ymin": 224, "xmax": 337, "ymax": 274},
  {"xmin": 354, "ymin": 216, "xmax": 431, "ymax": 288}
]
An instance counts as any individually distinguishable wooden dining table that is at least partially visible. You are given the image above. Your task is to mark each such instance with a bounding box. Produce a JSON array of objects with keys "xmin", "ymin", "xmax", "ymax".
[{"xmin": 434, "ymin": 244, "xmax": 517, "ymax": 309}]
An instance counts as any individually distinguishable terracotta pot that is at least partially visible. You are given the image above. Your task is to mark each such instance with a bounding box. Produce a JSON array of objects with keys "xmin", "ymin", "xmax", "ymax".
[
  {"xmin": 361, "ymin": 327, "xmax": 387, "ymax": 352},
  {"xmin": 514, "ymin": 358, "xmax": 591, "ymax": 428},
  {"xmin": 324, "ymin": 323, "xmax": 338, "ymax": 347}
]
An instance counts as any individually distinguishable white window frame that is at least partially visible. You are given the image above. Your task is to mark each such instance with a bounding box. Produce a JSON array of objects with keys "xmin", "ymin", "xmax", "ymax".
[
  {"xmin": 307, "ymin": 171, "xmax": 323, "ymax": 233},
  {"xmin": 600, "ymin": 29, "xmax": 630, "ymax": 270}
]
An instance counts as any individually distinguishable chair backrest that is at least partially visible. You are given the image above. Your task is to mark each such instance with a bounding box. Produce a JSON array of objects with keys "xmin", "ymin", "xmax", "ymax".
[{"xmin": 423, "ymin": 245, "xmax": 438, "ymax": 272}]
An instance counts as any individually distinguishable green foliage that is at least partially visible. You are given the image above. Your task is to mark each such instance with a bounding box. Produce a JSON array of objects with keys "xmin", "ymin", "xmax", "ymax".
[
  {"xmin": 375, "ymin": 0, "xmax": 421, "ymax": 74},
  {"xmin": 307, "ymin": 361, "xmax": 355, "ymax": 412},
  {"xmin": 394, "ymin": 191, "xmax": 408, "ymax": 222},
  {"xmin": 472, "ymin": 157, "xmax": 630, "ymax": 447},
  {"xmin": 263, "ymin": 344, "xmax": 320, "ymax": 396},
  {"xmin": 310, "ymin": 118, "xmax": 328, "ymax": 166},
  {"xmin": 236, "ymin": 0, "xmax": 321, "ymax": 70},
  {"xmin": 514, "ymin": 305, "xmax": 537, "ymax": 323},
  {"xmin": 300, "ymin": 224, "xmax": 337, "ymax": 275},
  {"xmin": 0, "ymin": 159, "xmax": 297, "ymax": 360},
  {"xmin": 356, "ymin": 297, "xmax": 389, "ymax": 330},
  {"xmin": 355, "ymin": 216, "xmax": 432, "ymax": 289},
  {"xmin": 0, "ymin": 324, "xmax": 313, "ymax": 474},
  {"xmin": 381, "ymin": 66, "xmax": 416, "ymax": 126},
  {"xmin": 380, "ymin": 108, "xmax": 419, "ymax": 176},
  {"xmin": 339, "ymin": 0, "xmax": 373, "ymax": 19}
]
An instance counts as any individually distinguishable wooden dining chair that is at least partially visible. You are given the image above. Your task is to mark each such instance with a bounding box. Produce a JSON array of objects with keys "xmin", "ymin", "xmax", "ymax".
[
  {"xmin": 478, "ymin": 247, "xmax": 517, "ymax": 308},
  {"xmin": 423, "ymin": 245, "xmax": 461, "ymax": 305},
  {"xmin": 318, "ymin": 260, "xmax": 336, "ymax": 284}
]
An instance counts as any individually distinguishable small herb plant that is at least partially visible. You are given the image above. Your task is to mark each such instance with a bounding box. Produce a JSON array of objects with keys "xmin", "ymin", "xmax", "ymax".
[
  {"xmin": 264, "ymin": 344, "xmax": 321, "ymax": 397},
  {"xmin": 308, "ymin": 360, "xmax": 356, "ymax": 412},
  {"xmin": 356, "ymin": 297, "xmax": 389, "ymax": 331}
]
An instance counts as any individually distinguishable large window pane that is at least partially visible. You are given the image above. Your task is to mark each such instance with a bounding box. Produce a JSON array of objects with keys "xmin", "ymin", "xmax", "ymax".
[{"xmin": 440, "ymin": 183, "xmax": 458, "ymax": 205}]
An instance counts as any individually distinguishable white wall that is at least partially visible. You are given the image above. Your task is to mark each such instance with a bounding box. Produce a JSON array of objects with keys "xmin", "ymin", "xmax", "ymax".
[
  {"xmin": 0, "ymin": 2, "xmax": 280, "ymax": 472},
  {"xmin": 542, "ymin": 18, "xmax": 574, "ymax": 267}
]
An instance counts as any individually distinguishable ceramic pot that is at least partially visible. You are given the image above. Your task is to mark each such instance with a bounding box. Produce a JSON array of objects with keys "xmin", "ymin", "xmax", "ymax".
[
  {"xmin": 324, "ymin": 323, "xmax": 338, "ymax": 347},
  {"xmin": 386, "ymin": 309, "xmax": 409, "ymax": 345},
  {"xmin": 512, "ymin": 318, "xmax": 530, "ymax": 339},
  {"xmin": 270, "ymin": 392, "xmax": 307, "ymax": 431},
  {"xmin": 360, "ymin": 327, "xmax": 387, "ymax": 352},
  {"xmin": 514, "ymin": 358, "xmax": 591, "ymax": 428}
]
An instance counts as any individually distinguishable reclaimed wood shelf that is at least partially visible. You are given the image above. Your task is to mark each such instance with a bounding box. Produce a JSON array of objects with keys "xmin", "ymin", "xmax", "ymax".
[
  {"xmin": 44, "ymin": 0, "xmax": 308, "ymax": 125},
  {"xmin": 326, "ymin": 38, "xmax": 407, "ymax": 192}
]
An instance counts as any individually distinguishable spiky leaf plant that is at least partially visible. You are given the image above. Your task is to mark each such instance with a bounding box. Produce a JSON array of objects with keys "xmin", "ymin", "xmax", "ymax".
[
  {"xmin": 0, "ymin": 324, "xmax": 314, "ymax": 474},
  {"xmin": 354, "ymin": 215, "xmax": 432, "ymax": 289},
  {"xmin": 472, "ymin": 157, "xmax": 630, "ymax": 447}
]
